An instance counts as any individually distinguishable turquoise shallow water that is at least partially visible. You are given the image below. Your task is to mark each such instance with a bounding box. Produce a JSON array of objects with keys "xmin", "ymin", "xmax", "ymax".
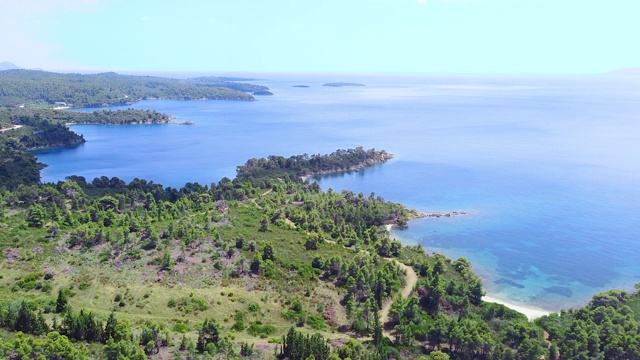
[{"xmin": 35, "ymin": 73, "xmax": 640, "ymax": 311}]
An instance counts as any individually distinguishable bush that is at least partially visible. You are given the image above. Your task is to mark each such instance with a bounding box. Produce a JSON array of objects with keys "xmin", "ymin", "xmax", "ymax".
[
  {"xmin": 306, "ymin": 315, "xmax": 327, "ymax": 330},
  {"xmin": 173, "ymin": 322, "xmax": 190, "ymax": 333},
  {"xmin": 169, "ymin": 296, "xmax": 209, "ymax": 314},
  {"xmin": 248, "ymin": 302, "xmax": 260, "ymax": 313}
]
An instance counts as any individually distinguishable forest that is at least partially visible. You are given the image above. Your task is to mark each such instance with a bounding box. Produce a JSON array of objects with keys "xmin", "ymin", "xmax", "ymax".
[{"xmin": 1, "ymin": 147, "xmax": 639, "ymax": 359}]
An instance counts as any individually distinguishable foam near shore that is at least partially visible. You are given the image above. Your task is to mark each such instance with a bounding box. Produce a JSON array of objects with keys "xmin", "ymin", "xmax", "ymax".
[{"xmin": 483, "ymin": 294, "xmax": 553, "ymax": 320}]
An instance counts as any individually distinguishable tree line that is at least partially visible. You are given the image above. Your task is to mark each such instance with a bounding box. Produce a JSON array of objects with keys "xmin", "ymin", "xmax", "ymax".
[{"xmin": 236, "ymin": 147, "xmax": 393, "ymax": 181}]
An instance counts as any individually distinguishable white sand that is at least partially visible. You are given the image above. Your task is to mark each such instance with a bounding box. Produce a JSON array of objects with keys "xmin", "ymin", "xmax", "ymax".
[{"xmin": 483, "ymin": 294, "xmax": 553, "ymax": 320}]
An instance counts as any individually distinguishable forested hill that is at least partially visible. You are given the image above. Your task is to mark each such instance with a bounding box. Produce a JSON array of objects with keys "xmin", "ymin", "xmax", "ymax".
[
  {"xmin": 236, "ymin": 147, "xmax": 393, "ymax": 181},
  {"xmin": 0, "ymin": 148, "xmax": 639, "ymax": 359},
  {"xmin": 0, "ymin": 69, "xmax": 256, "ymax": 107}
]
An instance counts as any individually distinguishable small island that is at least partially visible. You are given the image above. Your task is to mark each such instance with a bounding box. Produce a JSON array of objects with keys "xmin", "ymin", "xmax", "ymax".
[
  {"xmin": 252, "ymin": 90, "xmax": 274, "ymax": 96},
  {"xmin": 323, "ymin": 82, "xmax": 365, "ymax": 87},
  {"xmin": 292, "ymin": 85, "xmax": 310, "ymax": 88}
]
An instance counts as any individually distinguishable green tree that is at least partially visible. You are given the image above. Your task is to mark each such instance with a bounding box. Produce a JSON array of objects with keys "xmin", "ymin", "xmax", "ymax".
[
  {"xmin": 262, "ymin": 244, "xmax": 274, "ymax": 261},
  {"xmin": 429, "ymin": 350, "xmax": 450, "ymax": 360},
  {"xmin": 196, "ymin": 318, "xmax": 220, "ymax": 353},
  {"xmin": 27, "ymin": 203, "xmax": 46, "ymax": 227}
]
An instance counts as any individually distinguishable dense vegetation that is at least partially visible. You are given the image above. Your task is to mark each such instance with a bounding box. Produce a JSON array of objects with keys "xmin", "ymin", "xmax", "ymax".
[
  {"xmin": 0, "ymin": 70, "xmax": 256, "ymax": 107},
  {"xmin": 0, "ymin": 139, "xmax": 42, "ymax": 189},
  {"xmin": 536, "ymin": 288, "xmax": 640, "ymax": 359}
]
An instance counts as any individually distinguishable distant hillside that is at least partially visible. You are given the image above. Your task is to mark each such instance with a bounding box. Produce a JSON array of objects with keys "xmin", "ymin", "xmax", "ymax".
[
  {"xmin": 0, "ymin": 61, "xmax": 21, "ymax": 71},
  {"xmin": 0, "ymin": 69, "xmax": 255, "ymax": 107},
  {"xmin": 605, "ymin": 68, "xmax": 640, "ymax": 76}
]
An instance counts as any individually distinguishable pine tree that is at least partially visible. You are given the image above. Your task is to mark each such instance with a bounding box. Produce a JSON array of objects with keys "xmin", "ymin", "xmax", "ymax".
[
  {"xmin": 102, "ymin": 312, "xmax": 118, "ymax": 343},
  {"xmin": 56, "ymin": 289, "xmax": 68, "ymax": 313},
  {"xmin": 372, "ymin": 309, "xmax": 384, "ymax": 354}
]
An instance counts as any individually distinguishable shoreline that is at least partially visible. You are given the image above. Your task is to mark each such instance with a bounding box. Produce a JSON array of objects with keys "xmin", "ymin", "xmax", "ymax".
[{"xmin": 482, "ymin": 294, "xmax": 553, "ymax": 320}]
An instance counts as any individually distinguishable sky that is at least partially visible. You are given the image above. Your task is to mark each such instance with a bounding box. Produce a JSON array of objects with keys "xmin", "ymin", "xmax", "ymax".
[{"xmin": 1, "ymin": 0, "xmax": 639, "ymax": 75}]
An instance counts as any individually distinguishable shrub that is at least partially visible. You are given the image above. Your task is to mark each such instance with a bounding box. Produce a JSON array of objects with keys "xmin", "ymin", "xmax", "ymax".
[
  {"xmin": 306, "ymin": 315, "xmax": 327, "ymax": 330},
  {"xmin": 173, "ymin": 322, "xmax": 190, "ymax": 333},
  {"xmin": 247, "ymin": 321, "xmax": 277, "ymax": 337}
]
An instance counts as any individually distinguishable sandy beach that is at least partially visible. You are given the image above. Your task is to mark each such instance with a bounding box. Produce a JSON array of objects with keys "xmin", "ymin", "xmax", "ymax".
[{"xmin": 483, "ymin": 294, "xmax": 553, "ymax": 320}]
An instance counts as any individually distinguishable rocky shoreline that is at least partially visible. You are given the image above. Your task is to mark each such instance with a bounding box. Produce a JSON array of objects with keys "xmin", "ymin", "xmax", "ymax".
[{"xmin": 420, "ymin": 211, "xmax": 467, "ymax": 218}]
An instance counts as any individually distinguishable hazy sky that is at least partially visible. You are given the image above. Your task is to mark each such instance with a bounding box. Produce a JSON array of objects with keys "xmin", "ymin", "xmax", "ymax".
[{"xmin": 1, "ymin": 0, "xmax": 638, "ymax": 74}]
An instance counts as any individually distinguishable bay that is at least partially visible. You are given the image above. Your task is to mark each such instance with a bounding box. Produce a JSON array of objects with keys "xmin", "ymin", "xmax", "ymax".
[{"xmin": 35, "ymin": 73, "xmax": 640, "ymax": 311}]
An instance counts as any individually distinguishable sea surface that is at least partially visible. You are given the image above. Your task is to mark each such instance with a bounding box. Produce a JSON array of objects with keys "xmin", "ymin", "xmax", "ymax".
[{"xmin": 35, "ymin": 73, "xmax": 640, "ymax": 311}]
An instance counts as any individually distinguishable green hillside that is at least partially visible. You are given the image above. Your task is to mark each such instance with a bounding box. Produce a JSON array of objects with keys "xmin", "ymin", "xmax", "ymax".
[{"xmin": 0, "ymin": 148, "xmax": 639, "ymax": 359}]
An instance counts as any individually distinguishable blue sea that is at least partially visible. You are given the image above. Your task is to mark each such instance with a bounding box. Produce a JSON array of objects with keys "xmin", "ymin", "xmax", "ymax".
[{"xmin": 35, "ymin": 73, "xmax": 640, "ymax": 311}]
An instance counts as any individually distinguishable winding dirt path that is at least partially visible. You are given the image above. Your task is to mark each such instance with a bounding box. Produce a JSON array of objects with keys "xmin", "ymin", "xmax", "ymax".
[
  {"xmin": 0, "ymin": 125, "xmax": 22, "ymax": 132},
  {"xmin": 380, "ymin": 260, "xmax": 418, "ymax": 339}
]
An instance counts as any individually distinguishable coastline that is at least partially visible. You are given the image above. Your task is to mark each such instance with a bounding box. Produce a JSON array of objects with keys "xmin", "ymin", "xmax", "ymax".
[{"xmin": 386, "ymin": 220, "xmax": 553, "ymax": 321}]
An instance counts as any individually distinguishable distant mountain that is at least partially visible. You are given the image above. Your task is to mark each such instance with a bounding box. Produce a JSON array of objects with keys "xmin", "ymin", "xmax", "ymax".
[
  {"xmin": 0, "ymin": 62, "xmax": 21, "ymax": 71},
  {"xmin": 605, "ymin": 68, "xmax": 640, "ymax": 77}
]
